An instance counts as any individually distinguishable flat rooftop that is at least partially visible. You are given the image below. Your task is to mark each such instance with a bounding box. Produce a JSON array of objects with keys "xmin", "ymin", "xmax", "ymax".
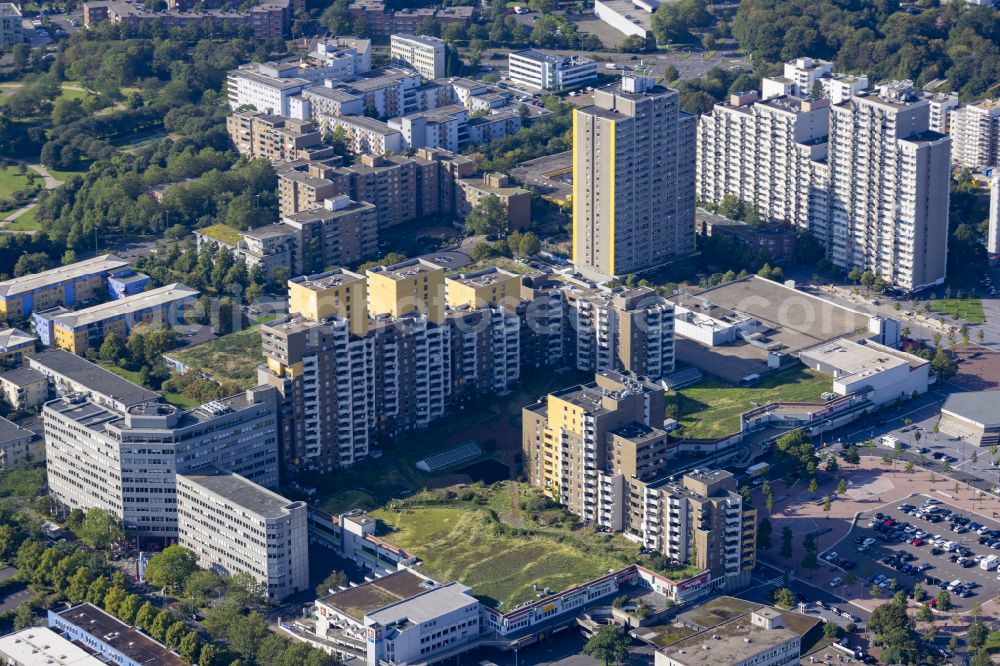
[
  {"xmin": 179, "ymin": 465, "xmax": 298, "ymax": 519},
  {"xmin": 367, "ymin": 258, "xmax": 441, "ymax": 281},
  {"xmin": 0, "ymin": 627, "xmax": 104, "ymax": 665},
  {"xmin": 800, "ymin": 338, "xmax": 925, "ymax": 380},
  {"xmin": 54, "ymin": 604, "xmax": 186, "ymax": 665},
  {"xmin": 51, "ymin": 284, "xmax": 198, "ymax": 330},
  {"xmin": 0, "ymin": 366, "xmax": 45, "ymax": 387},
  {"xmin": 331, "ymin": 115, "xmax": 399, "ymax": 135},
  {"xmin": 0, "ymin": 255, "xmax": 130, "ymax": 299},
  {"xmin": 29, "ymin": 349, "xmax": 160, "ymax": 407},
  {"xmin": 447, "ymin": 268, "xmax": 519, "ymax": 289},
  {"xmin": 660, "ymin": 614, "xmax": 799, "ymax": 666},
  {"xmin": 245, "ymin": 223, "xmax": 296, "ymax": 240},
  {"xmin": 320, "ymin": 570, "xmax": 435, "ymax": 623},
  {"xmin": 283, "ymin": 200, "xmax": 375, "ymax": 225},
  {"xmin": 0, "ymin": 415, "xmax": 33, "ymax": 445},
  {"xmin": 291, "ymin": 269, "xmax": 366, "ymax": 291},
  {"xmin": 367, "ymin": 582, "xmax": 475, "ymax": 626},
  {"xmin": 596, "ymin": 0, "xmax": 654, "ymax": 31},
  {"xmin": 941, "ymin": 391, "xmax": 1000, "ymax": 429},
  {"xmin": 392, "ymin": 33, "xmax": 445, "ymax": 48}
]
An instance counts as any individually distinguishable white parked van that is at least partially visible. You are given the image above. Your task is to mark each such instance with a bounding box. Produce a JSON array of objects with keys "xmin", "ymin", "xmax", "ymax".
[{"xmin": 982, "ymin": 555, "xmax": 999, "ymax": 571}]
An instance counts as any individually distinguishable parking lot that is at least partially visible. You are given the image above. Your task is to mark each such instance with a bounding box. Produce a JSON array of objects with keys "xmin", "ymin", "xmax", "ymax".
[{"xmin": 826, "ymin": 494, "xmax": 1000, "ymax": 611}]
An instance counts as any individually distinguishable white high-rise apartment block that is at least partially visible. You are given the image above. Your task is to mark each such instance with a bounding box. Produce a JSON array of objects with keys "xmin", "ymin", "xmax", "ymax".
[
  {"xmin": 0, "ymin": 4, "xmax": 21, "ymax": 47},
  {"xmin": 507, "ymin": 50, "xmax": 597, "ymax": 91},
  {"xmin": 227, "ymin": 64, "xmax": 312, "ymax": 115},
  {"xmin": 313, "ymin": 36, "xmax": 372, "ymax": 80},
  {"xmin": 951, "ymin": 99, "xmax": 1000, "ymax": 169},
  {"xmin": 390, "ymin": 34, "xmax": 446, "ymax": 80},
  {"xmin": 696, "ymin": 91, "xmax": 830, "ymax": 232},
  {"xmin": 828, "ymin": 85, "xmax": 951, "ymax": 291},
  {"xmin": 926, "ymin": 91, "xmax": 960, "ymax": 133},
  {"xmin": 572, "ymin": 74, "xmax": 695, "ymax": 279},
  {"xmin": 761, "ymin": 58, "xmax": 867, "ymax": 104},
  {"xmin": 177, "ymin": 465, "xmax": 309, "ymax": 601}
]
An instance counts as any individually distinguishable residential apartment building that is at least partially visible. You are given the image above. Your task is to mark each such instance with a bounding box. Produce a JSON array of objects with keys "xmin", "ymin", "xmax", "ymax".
[
  {"xmin": 313, "ymin": 35, "xmax": 372, "ymax": 80},
  {"xmin": 390, "ymin": 34, "xmax": 446, "ymax": 80},
  {"xmin": 572, "ymin": 74, "xmax": 695, "ymax": 279},
  {"xmin": 456, "ymin": 172, "xmax": 532, "ymax": 230},
  {"xmin": 345, "ymin": 154, "xmax": 421, "ymax": 228},
  {"xmin": 389, "ymin": 104, "xmax": 468, "ymax": 152},
  {"xmin": 0, "ymin": 254, "xmax": 130, "ymax": 321},
  {"xmin": 28, "ymin": 349, "xmax": 160, "ymax": 412},
  {"xmin": 227, "ymin": 64, "xmax": 313, "ymax": 116},
  {"xmin": 760, "ymin": 57, "xmax": 867, "ymax": 104},
  {"xmin": 0, "ymin": 417, "xmax": 41, "ymax": 469},
  {"xmin": 347, "ymin": 0, "xmax": 473, "ymax": 38},
  {"xmin": 0, "ymin": 4, "xmax": 22, "ymax": 47},
  {"xmin": 226, "ymin": 111, "xmax": 335, "ymax": 162},
  {"xmin": 177, "ymin": 465, "xmax": 309, "ymax": 600},
  {"xmin": 277, "ymin": 158, "xmax": 347, "ymax": 217},
  {"xmin": 293, "ymin": 68, "xmax": 425, "ymax": 122},
  {"xmin": 827, "ymin": 84, "xmax": 951, "ymax": 291},
  {"xmin": 282, "ymin": 195, "xmax": 379, "ymax": 272},
  {"xmin": 324, "ymin": 114, "xmax": 403, "ymax": 155},
  {"xmin": 951, "ymin": 99, "xmax": 1000, "ymax": 169},
  {"xmin": 83, "ymin": 0, "xmax": 293, "ymax": 38},
  {"xmin": 521, "ymin": 370, "xmax": 667, "ymax": 522},
  {"xmin": 36, "ymin": 284, "xmax": 199, "ymax": 354},
  {"xmin": 508, "ymin": 50, "xmax": 597, "ymax": 91},
  {"xmin": 696, "ymin": 91, "xmax": 830, "ymax": 232},
  {"xmin": 563, "ymin": 284, "xmax": 676, "ymax": 380},
  {"xmin": 0, "ymin": 366, "xmax": 48, "ymax": 411},
  {"xmin": 195, "ymin": 223, "xmax": 298, "ymax": 278},
  {"xmin": 43, "ymin": 383, "xmax": 280, "ymax": 540},
  {"xmin": 0, "ymin": 328, "xmax": 36, "ymax": 366}
]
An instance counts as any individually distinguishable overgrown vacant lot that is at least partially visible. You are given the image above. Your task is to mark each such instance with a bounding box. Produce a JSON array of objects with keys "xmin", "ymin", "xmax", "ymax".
[
  {"xmin": 371, "ymin": 483, "xmax": 700, "ymax": 609},
  {"xmin": 673, "ymin": 365, "xmax": 831, "ymax": 439},
  {"xmin": 169, "ymin": 326, "xmax": 261, "ymax": 388}
]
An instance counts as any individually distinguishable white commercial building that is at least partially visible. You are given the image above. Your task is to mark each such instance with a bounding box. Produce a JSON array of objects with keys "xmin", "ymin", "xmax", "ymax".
[
  {"xmin": 671, "ymin": 294, "xmax": 757, "ymax": 347},
  {"xmin": 799, "ymin": 337, "xmax": 930, "ymax": 406},
  {"xmin": 390, "ymin": 34, "xmax": 446, "ymax": 80},
  {"xmin": 0, "ymin": 627, "xmax": 106, "ymax": 666},
  {"xmin": 508, "ymin": 49, "xmax": 597, "ymax": 91},
  {"xmin": 0, "ymin": 4, "xmax": 21, "ymax": 47},
  {"xmin": 313, "ymin": 569, "xmax": 481, "ymax": 666},
  {"xmin": 177, "ymin": 465, "xmax": 309, "ymax": 600},
  {"xmin": 951, "ymin": 99, "xmax": 1000, "ymax": 170},
  {"xmin": 43, "ymin": 382, "xmax": 280, "ymax": 541},
  {"xmin": 655, "ymin": 607, "xmax": 802, "ymax": 666},
  {"xmin": 594, "ymin": 0, "xmax": 656, "ymax": 38}
]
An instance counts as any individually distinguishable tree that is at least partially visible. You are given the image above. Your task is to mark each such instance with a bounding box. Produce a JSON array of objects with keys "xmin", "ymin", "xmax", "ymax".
[
  {"xmin": 583, "ymin": 625, "xmax": 630, "ymax": 666},
  {"xmin": 968, "ymin": 620, "xmax": 988, "ymax": 650},
  {"xmin": 823, "ymin": 621, "xmax": 841, "ymax": 640},
  {"xmin": 842, "ymin": 445, "xmax": 860, "ymax": 465},
  {"xmin": 179, "ymin": 630, "xmax": 203, "ymax": 663},
  {"xmin": 464, "ymin": 194, "xmax": 509, "ymax": 237},
  {"xmin": 758, "ymin": 518, "xmax": 772, "ymax": 550},
  {"xmin": 650, "ymin": 0, "xmax": 710, "ymax": 43},
  {"xmin": 99, "ymin": 333, "xmax": 126, "ymax": 364},
  {"xmin": 144, "ymin": 545, "xmax": 198, "ymax": 590},
  {"xmin": 825, "ymin": 455, "xmax": 838, "ymax": 474},
  {"xmin": 836, "ymin": 479, "xmax": 847, "ymax": 494},
  {"xmin": 822, "ymin": 496, "xmax": 832, "ymax": 514},
  {"xmin": 185, "ymin": 570, "xmax": 224, "ymax": 604},
  {"xmin": 86, "ymin": 576, "xmax": 110, "ymax": 605},
  {"xmin": 78, "ymin": 508, "xmax": 125, "ymax": 549},
  {"xmin": 166, "ymin": 620, "xmax": 188, "ymax": 648},
  {"xmin": 118, "ymin": 594, "xmax": 141, "ymax": 625},
  {"xmin": 224, "ymin": 572, "xmax": 267, "ymax": 607},
  {"xmin": 199, "ymin": 643, "xmax": 224, "ymax": 666},
  {"xmin": 518, "ymin": 231, "xmax": 541, "ymax": 257},
  {"xmin": 14, "ymin": 602, "xmax": 33, "ymax": 630},
  {"xmin": 801, "ymin": 552, "xmax": 820, "ymax": 572},
  {"xmin": 932, "ymin": 348, "xmax": 958, "ymax": 379},
  {"xmin": 779, "ymin": 526, "xmax": 793, "ymax": 558},
  {"xmin": 315, "ymin": 570, "xmax": 348, "ymax": 597},
  {"xmin": 103, "ymin": 587, "xmax": 128, "ymax": 616},
  {"xmin": 150, "ymin": 609, "xmax": 174, "ymax": 642},
  {"xmin": 14, "ymin": 253, "xmax": 53, "ymax": 277},
  {"xmin": 937, "ymin": 589, "xmax": 952, "ymax": 611},
  {"xmin": 135, "ymin": 601, "xmax": 157, "ymax": 631},
  {"xmin": 916, "ymin": 603, "xmax": 933, "ymax": 623},
  {"xmin": 772, "ymin": 587, "xmax": 795, "ymax": 609},
  {"xmin": 774, "ymin": 430, "xmax": 818, "ymax": 481}
]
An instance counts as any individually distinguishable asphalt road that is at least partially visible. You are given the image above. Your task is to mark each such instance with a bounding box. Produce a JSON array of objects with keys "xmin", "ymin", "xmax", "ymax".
[{"xmin": 744, "ymin": 562, "xmax": 871, "ymax": 626}]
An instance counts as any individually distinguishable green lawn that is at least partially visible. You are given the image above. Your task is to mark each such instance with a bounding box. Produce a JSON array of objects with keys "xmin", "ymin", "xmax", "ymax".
[
  {"xmin": 4, "ymin": 206, "xmax": 40, "ymax": 232},
  {"xmin": 673, "ymin": 366, "xmax": 831, "ymax": 439},
  {"xmin": 47, "ymin": 164, "xmax": 91, "ymax": 182},
  {"xmin": 0, "ymin": 168, "xmax": 37, "ymax": 199},
  {"xmin": 169, "ymin": 326, "xmax": 262, "ymax": 389},
  {"xmin": 926, "ymin": 298, "xmax": 985, "ymax": 325},
  {"xmin": 372, "ymin": 484, "xmax": 691, "ymax": 608},
  {"xmin": 100, "ymin": 363, "xmax": 199, "ymax": 409}
]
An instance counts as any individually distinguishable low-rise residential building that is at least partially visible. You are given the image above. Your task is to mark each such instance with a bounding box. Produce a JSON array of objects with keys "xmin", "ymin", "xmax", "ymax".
[
  {"xmin": 84, "ymin": 0, "xmax": 293, "ymax": 38},
  {"xmin": 389, "ymin": 104, "xmax": 468, "ymax": 152},
  {"xmin": 696, "ymin": 210, "xmax": 799, "ymax": 262},
  {"xmin": 0, "ymin": 328, "xmax": 36, "ymax": 367},
  {"xmin": 41, "ymin": 284, "xmax": 199, "ymax": 354},
  {"xmin": 107, "ymin": 269, "xmax": 152, "ymax": 301},
  {"xmin": 0, "ymin": 417, "xmax": 40, "ymax": 469},
  {"xmin": 0, "ymin": 4, "xmax": 22, "ymax": 47},
  {"xmin": 347, "ymin": 1, "xmax": 472, "ymax": 38},
  {"xmin": 390, "ymin": 33, "xmax": 446, "ymax": 80},
  {"xmin": 48, "ymin": 604, "xmax": 187, "ymax": 666},
  {"xmin": 0, "ymin": 254, "xmax": 130, "ymax": 321},
  {"xmin": 177, "ymin": 465, "xmax": 309, "ymax": 600},
  {"xmin": 465, "ymin": 108, "xmax": 522, "ymax": 145},
  {"xmin": 457, "ymin": 172, "xmax": 531, "ymax": 230},
  {"xmin": 0, "ymin": 366, "xmax": 48, "ymax": 411},
  {"xmin": 43, "ymin": 383, "xmax": 280, "ymax": 540},
  {"xmin": 508, "ymin": 50, "xmax": 596, "ymax": 91},
  {"xmin": 313, "ymin": 35, "xmax": 372, "ymax": 79},
  {"xmin": 195, "ymin": 223, "xmax": 298, "ymax": 277}
]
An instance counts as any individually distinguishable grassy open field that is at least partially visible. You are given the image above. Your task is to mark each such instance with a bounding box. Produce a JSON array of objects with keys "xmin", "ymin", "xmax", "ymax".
[
  {"xmin": 0, "ymin": 168, "xmax": 36, "ymax": 199},
  {"xmin": 47, "ymin": 164, "xmax": 91, "ymax": 182},
  {"xmin": 371, "ymin": 483, "xmax": 699, "ymax": 608},
  {"xmin": 926, "ymin": 298, "xmax": 985, "ymax": 325},
  {"xmin": 673, "ymin": 366, "xmax": 831, "ymax": 439},
  {"xmin": 168, "ymin": 326, "xmax": 261, "ymax": 389},
  {"xmin": 4, "ymin": 207, "xmax": 40, "ymax": 232}
]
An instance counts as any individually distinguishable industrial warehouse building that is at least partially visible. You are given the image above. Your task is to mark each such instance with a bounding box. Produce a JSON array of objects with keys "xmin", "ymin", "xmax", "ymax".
[{"xmin": 939, "ymin": 391, "xmax": 1000, "ymax": 446}]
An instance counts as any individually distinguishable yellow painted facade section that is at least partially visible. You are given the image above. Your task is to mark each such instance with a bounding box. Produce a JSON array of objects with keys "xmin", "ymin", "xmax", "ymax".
[
  {"xmin": 289, "ymin": 278, "xmax": 368, "ymax": 337},
  {"xmin": 445, "ymin": 274, "xmax": 520, "ymax": 312},
  {"xmin": 368, "ymin": 269, "xmax": 445, "ymax": 324},
  {"xmin": 540, "ymin": 394, "xmax": 585, "ymax": 502}
]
